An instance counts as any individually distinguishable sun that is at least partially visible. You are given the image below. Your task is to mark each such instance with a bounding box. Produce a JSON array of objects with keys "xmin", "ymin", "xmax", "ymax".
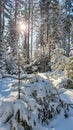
[
  {"xmin": 19, "ymin": 22, "xmax": 28, "ymax": 32},
  {"xmin": 20, "ymin": 23, "xmax": 26, "ymax": 31}
]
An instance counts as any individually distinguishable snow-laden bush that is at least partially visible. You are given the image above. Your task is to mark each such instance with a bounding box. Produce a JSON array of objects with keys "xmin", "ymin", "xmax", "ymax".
[
  {"xmin": 69, "ymin": 43, "xmax": 73, "ymax": 56},
  {"xmin": 20, "ymin": 74, "xmax": 69, "ymax": 125},
  {"xmin": 51, "ymin": 48, "xmax": 68, "ymax": 72},
  {"xmin": 0, "ymin": 102, "xmax": 13, "ymax": 125},
  {"xmin": 66, "ymin": 56, "xmax": 73, "ymax": 80},
  {"xmin": 0, "ymin": 73, "xmax": 69, "ymax": 129},
  {"xmin": 59, "ymin": 78, "xmax": 73, "ymax": 89}
]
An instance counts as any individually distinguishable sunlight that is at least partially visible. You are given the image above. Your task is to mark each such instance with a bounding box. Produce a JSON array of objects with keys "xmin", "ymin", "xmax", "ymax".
[
  {"xmin": 19, "ymin": 22, "xmax": 28, "ymax": 32},
  {"xmin": 20, "ymin": 23, "xmax": 26, "ymax": 31}
]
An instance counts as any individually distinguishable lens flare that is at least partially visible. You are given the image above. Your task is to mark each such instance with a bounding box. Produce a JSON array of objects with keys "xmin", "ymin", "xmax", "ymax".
[{"xmin": 20, "ymin": 23, "xmax": 26, "ymax": 31}]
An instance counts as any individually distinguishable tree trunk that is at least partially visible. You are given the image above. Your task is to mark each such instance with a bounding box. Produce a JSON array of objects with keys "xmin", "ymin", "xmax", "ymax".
[
  {"xmin": 0, "ymin": 0, "xmax": 2, "ymax": 58},
  {"xmin": 30, "ymin": 0, "xmax": 33, "ymax": 60},
  {"xmin": 27, "ymin": 0, "xmax": 30, "ymax": 64},
  {"xmin": 66, "ymin": 0, "xmax": 70, "ymax": 57}
]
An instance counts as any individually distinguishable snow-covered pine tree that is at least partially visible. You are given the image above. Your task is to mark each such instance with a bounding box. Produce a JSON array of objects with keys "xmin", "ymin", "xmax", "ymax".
[
  {"xmin": 0, "ymin": 0, "xmax": 5, "ymax": 73},
  {"xmin": 34, "ymin": 0, "xmax": 65, "ymax": 72}
]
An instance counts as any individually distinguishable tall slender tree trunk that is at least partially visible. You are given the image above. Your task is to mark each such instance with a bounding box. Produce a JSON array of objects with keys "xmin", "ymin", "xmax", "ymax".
[
  {"xmin": 0, "ymin": 0, "xmax": 2, "ymax": 60},
  {"xmin": 27, "ymin": 0, "xmax": 30, "ymax": 64},
  {"xmin": 23, "ymin": 2, "xmax": 27, "ymax": 63},
  {"xmin": 30, "ymin": 0, "xmax": 33, "ymax": 60},
  {"xmin": 0, "ymin": 0, "xmax": 3, "ymax": 65},
  {"xmin": 14, "ymin": 0, "xmax": 18, "ymax": 57},
  {"xmin": 66, "ymin": 0, "xmax": 70, "ymax": 57},
  {"xmin": 15, "ymin": 0, "xmax": 17, "ymax": 27},
  {"xmin": 0, "ymin": 0, "xmax": 2, "ymax": 52},
  {"xmin": 14, "ymin": 0, "xmax": 21, "ymax": 124},
  {"xmin": 17, "ymin": 52, "xmax": 21, "ymax": 124}
]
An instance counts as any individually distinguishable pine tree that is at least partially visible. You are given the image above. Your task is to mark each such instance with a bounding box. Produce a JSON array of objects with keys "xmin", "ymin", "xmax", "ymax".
[
  {"xmin": 0, "ymin": 0, "xmax": 4, "ymax": 68},
  {"xmin": 34, "ymin": 0, "xmax": 65, "ymax": 72}
]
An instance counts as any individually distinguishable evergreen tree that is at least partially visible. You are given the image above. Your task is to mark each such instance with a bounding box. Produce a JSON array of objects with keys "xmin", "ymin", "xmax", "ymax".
[{"xmin": 0, "ymin": 0, "xmax": 4, "ymax": 68}]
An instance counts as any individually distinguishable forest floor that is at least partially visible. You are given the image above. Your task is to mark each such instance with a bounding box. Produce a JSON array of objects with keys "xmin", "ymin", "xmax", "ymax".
[{"xmin": 0, "ymin": 72, "xmax": 73, "ymax": 130}]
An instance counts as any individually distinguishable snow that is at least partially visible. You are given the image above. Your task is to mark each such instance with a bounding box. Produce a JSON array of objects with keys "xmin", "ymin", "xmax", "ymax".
[
  {"xmin": 0, "ymin": 124, "xmax": 10, "ymax": 130},
  {"xmin": 48, "ymin": 116, "xmax": 73, "ymax": 130},
  {"xmin": 60, "ymin": 89, "xmax": 73, "ymax": 104},
  {"xmin": 0, "ymin": 78, "xmax": 15, "ymax": 97},
  {"xmin": 0, "ymin": 72, "xmax": 73, "ymax": 130}
]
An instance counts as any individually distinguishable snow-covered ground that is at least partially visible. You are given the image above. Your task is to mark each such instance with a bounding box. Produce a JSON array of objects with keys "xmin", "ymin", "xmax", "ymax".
[
  {"xmin": 0, "ymin": 72, "xmax": 73, "ymax": 130},
  {"xmin": 0, "ymin": 78, "xmax": 14, "ymax": 97}
]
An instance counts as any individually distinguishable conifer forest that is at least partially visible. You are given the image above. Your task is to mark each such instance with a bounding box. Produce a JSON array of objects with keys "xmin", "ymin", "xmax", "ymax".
[{"xmin": 0, "ymin": 0, "xmax": 73, "ymax": 130}]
